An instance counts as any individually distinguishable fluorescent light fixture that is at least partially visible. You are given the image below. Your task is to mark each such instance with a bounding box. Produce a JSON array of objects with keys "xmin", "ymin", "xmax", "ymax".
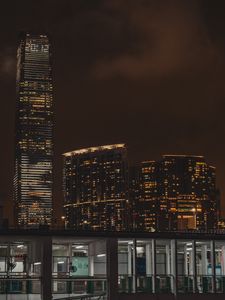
[
  {"xmin": 17, "ymin": 245, "xmax": 24, "ymax": 248},
  {"xmin": 34, "ymin": 262, "xmax": 41, "ymax": 266},
  {"xmin": 118, "ymin": 240, "xmax": 133, "ymax": 244},
  {"xmin": 75, "ymin": 246, "xmax": 84, "ymax": 249},
  {"xmin": 57, "ymin": 261, "xmax": 64, "ymax": 264},
  {"xmin": 97, "ymin": 254, "xmax": 106, "ymax": 258}
]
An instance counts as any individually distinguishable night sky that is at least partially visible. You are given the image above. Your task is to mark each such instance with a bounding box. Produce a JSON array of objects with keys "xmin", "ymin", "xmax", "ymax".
[{"xmin": 1, "ymin": 0, "xmax": 225, "ymax": 223}]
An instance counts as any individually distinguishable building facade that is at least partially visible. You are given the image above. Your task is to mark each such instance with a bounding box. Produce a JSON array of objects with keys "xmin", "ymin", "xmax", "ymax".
[
  {"xmin": 63, "ymin": 144, "xmax": 130, "ymax": 231},
  {"xmin": 138, "ymin": 155, "xmax": 219, "ymax": 232},
  {"xmin": 14, "ymin": 33, "xmax": 53, "ymax": 227}
]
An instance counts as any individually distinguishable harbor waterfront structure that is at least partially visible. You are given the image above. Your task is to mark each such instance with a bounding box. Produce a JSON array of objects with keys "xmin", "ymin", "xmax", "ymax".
[
  {"xmin": 0, "ymin": 229, "xmax": 224, "ymax": 299},
  {"xmin": 63, "ymin": 144, "xmax": 130, "ymax": 231},
  {"xmin": 14, "ymin": 33, "xmax": 53, "ymax": 227},
  {"xmin": 138, "ymin": 155, "xmax": 219, "ymax": 232}
]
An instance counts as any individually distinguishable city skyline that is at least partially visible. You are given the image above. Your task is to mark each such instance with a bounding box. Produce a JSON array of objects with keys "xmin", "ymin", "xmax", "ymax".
[{"xmin": 1, "ymin": 0, "xmax": 225, "ymax": 224}]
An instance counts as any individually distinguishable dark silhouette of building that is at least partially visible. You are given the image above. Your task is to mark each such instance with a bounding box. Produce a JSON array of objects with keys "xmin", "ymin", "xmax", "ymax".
[
  {"xmin": 14, "ymin": 33, "xmax": 53, "ymax": 227},
  {"xmin": 63, "ymin": 144, "xmax": 130, "ymax": 231},
  {"xmin": 138, "ymin": 155, "xmax": 219, "ymax": 231}
]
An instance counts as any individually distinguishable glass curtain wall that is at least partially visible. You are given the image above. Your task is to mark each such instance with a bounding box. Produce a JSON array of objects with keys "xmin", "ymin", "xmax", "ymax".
[{"xmin": 118, "ymin": 238, "xmax": 225, "ymax": 295}]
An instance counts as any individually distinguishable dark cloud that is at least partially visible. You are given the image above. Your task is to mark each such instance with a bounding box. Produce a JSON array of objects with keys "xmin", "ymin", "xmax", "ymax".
[
  {"xmin": 92, "ymin": 0, "xmax": 225, "ymax": 80},
  {"xmin": 0, "ymin": 48, "xmax": 15, "ymax": 79}
]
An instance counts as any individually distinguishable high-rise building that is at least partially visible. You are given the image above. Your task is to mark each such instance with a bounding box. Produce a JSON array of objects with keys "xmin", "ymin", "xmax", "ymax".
[
  {"xmin": 138, "ymin": 155, "xmax": 219, "ymax": 231},
  {"xmin": 128, "ymin": 166, "xmax": 140, "ymax": 230},
  {"xmin": 14, "ymin": 33, "xmax": 53, "ymax": 227},
  {"xmin": 63, "ymin": 144, "xmax": 129, "ymax": 231},
  {"xmin": 138, "ymin": 161, "xmax": 160, "ymax": 232}
]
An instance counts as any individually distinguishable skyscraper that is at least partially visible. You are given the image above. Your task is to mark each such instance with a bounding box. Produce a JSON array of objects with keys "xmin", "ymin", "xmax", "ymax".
[
  {"xmin": 63, "ymin": 144, "xmax": 129, "ymax": 231},
  {"xmin": 138, "ymin": 155, "xmax": 219, "ymax": 231},
  {"xmin": 138, "ymin": 161, "xmax": 159, "ymax": 232},
  {"xmin": 14, "ymin": 33, "xmax": 53, "ymax": 227}
]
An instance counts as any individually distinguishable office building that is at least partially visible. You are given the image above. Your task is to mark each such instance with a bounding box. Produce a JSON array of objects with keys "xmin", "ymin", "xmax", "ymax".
[
  {"xmin": 63, "ymin": 144, "xmax": 129, "ymax": 231},
  {"xmin": 138, "ymin": 161, "xmax": 159, "ymax": 232},
  {"xmin": 128, "ymin": 166, "xmax": 140, "ymax": 230},
  {"xmin": 14, "ymin": 33, "xmax": 53, "ymax": 227},
  {"xmin": 139, "ymin": 155, "xmax": 218, "ymax": 232}
]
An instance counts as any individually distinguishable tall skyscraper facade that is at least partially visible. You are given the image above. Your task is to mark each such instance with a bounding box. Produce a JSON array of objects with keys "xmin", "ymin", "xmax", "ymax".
[
  {"xmin": 138, "ymin": 161, "xmax": 159, "ymax": 231},
  {"xmin": 138, "ymin": 155, "xmax": 218, "ymax": 231},
  {"xmin": 63, "ymin": 144, "xmax": 129, "ymax": 231},
  {"xmin": 14, "ymin": 33, "xmax": 53, "ymax": 227}
]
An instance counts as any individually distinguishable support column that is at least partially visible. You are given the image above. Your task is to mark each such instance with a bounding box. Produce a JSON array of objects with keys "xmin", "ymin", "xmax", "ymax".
[
  {"xmin": 128, "ymin": 244, "xmax": 132, "ymax": 276},
  {"xmin": 184, "ymin": 245, "xmax": 188, "ymax": 275},
  {"xmin": 171, "ymin": 239, "xmax": 177, "ymax": 295},
  {"xmin": 89, "ymin": 256, "xmax": 94, "ymax": 277},
  {"xmin": 107, "ymin": 238, "xmax": 118, "ymax": 300},
  {"xmin": 192, "ymin": 240, "xmax": 197, "ymax": 293},
  {"xmin": 41, "ymin": 236, "xmax": 52, "ymax": 300},
  {"xmin": 146, "ymin": 242, "xmax": 153, "ymax": 293},
  {"xmin": 152, "ymin": 239, "xmax": 156, "ymax": 293},
  {"xmin": 146, "ymin": 243, "xmax": 152, "ymax": 275},
  {"xmin": 211, "ymin": 241, "xmax": 216, "ymax": 293},
  {"xmin": 133, "ymin": 239, "xmax": 137, "ymax": 293},
  {"xmin": 166, "ymin": 244, "xmax": 171, "ymax": 275},
  {"xmin": 201, "ymin": 245, "xmax": 208, "ymax": 275},
  {"xmin": 128, "ymin": 242, "xmax": 135, "ymax": 292},
  {"xmin": 222, "ymin": 246, "xmax": 225, "ymax": 275}
]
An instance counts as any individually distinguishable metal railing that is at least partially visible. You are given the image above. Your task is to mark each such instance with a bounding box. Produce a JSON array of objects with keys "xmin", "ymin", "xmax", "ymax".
[
  {"xmin": 118, "ymin": 275, "xmax": 173, "ymax": 294},
  {"xmin": 52, "ymin": 277, "xmax": 107, "ymax": 295},
  {"xmin": 55, "ymin": 292, "xmax": 106, "ymax": 300},
  {"xmin": 0, "ymin": 277, "xmax": 41, "ymax": 294}
]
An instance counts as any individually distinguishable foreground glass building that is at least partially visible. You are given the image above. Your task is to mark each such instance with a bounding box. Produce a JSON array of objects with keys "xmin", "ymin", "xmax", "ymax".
[
  {"xmin": 14, "ymin": 33, "xmax": 53, "ymax": 227},
  {"xmin": 0, "ymin": 230, "xmax": 224, "ymax": 299}
]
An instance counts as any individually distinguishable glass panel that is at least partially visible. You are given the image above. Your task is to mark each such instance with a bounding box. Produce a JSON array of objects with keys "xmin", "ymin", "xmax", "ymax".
[
  {"xmin": 53, "ymin": 257, "xmax": 69, "ymax": 275},
  {"xmin": 9, "ymin": 244, "xmax": 28, "ymax": 275},
  {"xmin": 215, "ymin": 241, "xmax": 225, "ymax": 293},
  {"xmin": 177, "ymin": 240, "xmax": 194, "ymax": 293},
  {"xmin": 52, "ymin": 239, "xmax": 107, "ymax": 298},
  {"xmin": 196, "ymin": 241, "xmax": 213, "ymax": 293},
  {"xmin": 52, "ymin": 279, "xmax": 107, "ymax": 296},
  {"xmin": 0, "ymin": 279, "xmax": 41, "ymax": 294},
  {"xmin": 0, "ymin": 257, "xmax": 6, "ymax": 273},
  {"xmin": 0, "ymin": 242, "xmax": 41, "ymax": 298},
  {"xmin": 136, "ymin": 239, "xmax": 153, "ymax": 293},
  {"xmin": 155, "ymin": 240, "xmax": 172, "ymax": 293},
  {"xmin": 52, "ymin": 244, "xmax": 69, "ymax": 257},
  {"xmin": 9, "ymin": 256, "xmax": 26, "ymax": 274},
  {"xmin": 118, "ymin": 239, "xmax": 135, "ymax": 293}
]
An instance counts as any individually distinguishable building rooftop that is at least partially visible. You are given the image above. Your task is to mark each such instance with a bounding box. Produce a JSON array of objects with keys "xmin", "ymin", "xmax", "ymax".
[
  {"xmin": 63, "ymin": 143, "xmax": 126, "ymax": 157},
  {"xmin": 163, "ymin": 154, "xmax": 204, "ymax": 159}
]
